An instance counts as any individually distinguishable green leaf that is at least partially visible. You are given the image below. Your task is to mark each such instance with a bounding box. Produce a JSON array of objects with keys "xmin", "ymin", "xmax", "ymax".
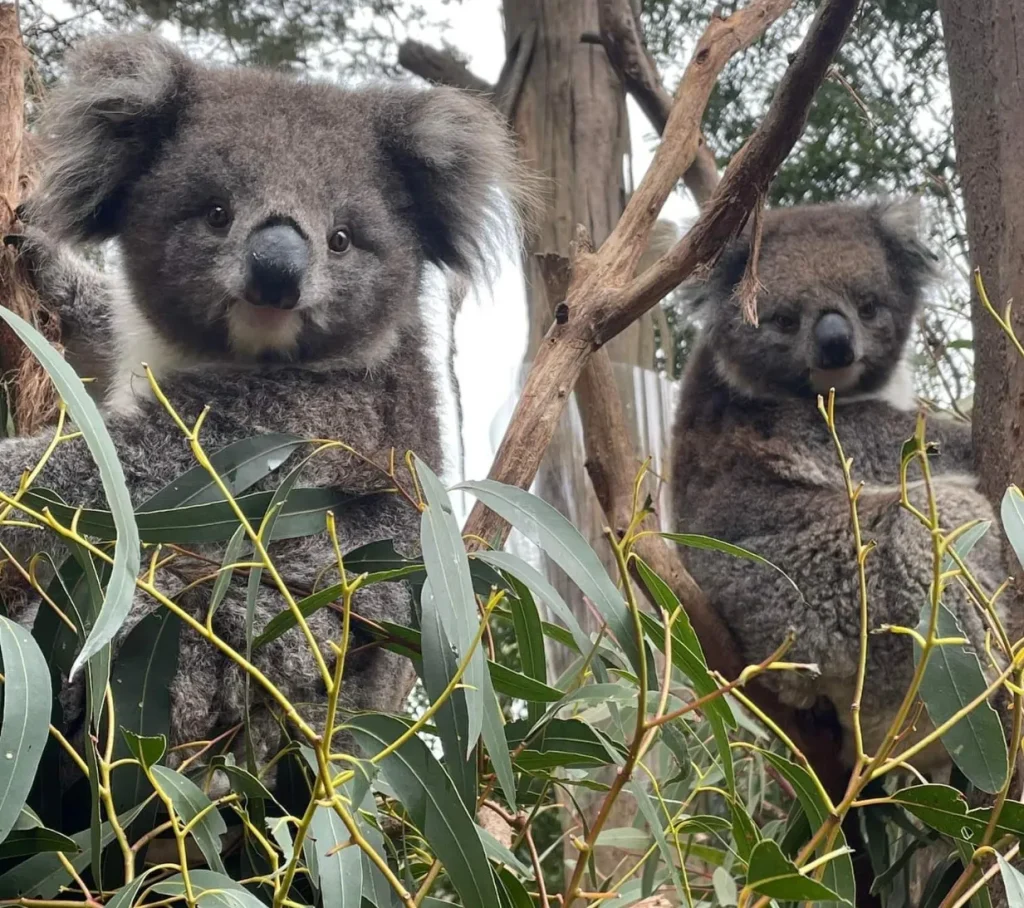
[
  {"xmin": 472, "ymin": 551, "xmax": 591, "ymax": 657},
  {"xmin": 0, "ymin": 618, "xmax": 52, "ymax": 842},
  {"xmin": 209, "ymin": 757, "xmax": 276, "ymax": 802},
  {"xmin": 0, "ymin": 308, "xmax": 143, "ymax": 682},
  {"xmin": 418, "ymin": 458, "xmax": 487, "ymax": 756},
  {"xmin": 310, "ymin": 804, "xmax": 362, "ymax": 908},
  {"xmin": 628, "ymin": 776, "xmax": 686, "ymax": 898},
  {"xmin": 347, "ymin": 713, "xmax": 502, "ymax": 908},
  {"xmin": 729, "ymin": 795, "xmax": 761, "ymax": 863},
  {"xmin": 23, "ymin": 486, "xmax": 355, "ymax": 544},
  {"xmin": 457, "ymin": 480, "xmax": 642, "ymax": 672},
  {"xmin": 208, "ymin": 525, "xmax": 248, "ymax": 623},
  {"xmin": 0, "ymin": 803, "xmax": 145, "ymax": 898},
  {"xmin": 121, "ymin": 731, "xmax": 165, "ymax": 769},
  {"xmin": 481, "ymin": 667, "xmax": 517, "ymax": 808},
  {"xmin": 102, "ymin": 869, "xmax": 159, "ymax": 908},
  {"xmin": 508, "ymin": 575, "xmax": 547, "ymax": 724},
  {"xmin": 745, "ymin": 839, "xmax": 846, "ymax": 902},
  {"xmin": 105, "ymin": 606, "xmax": 179, "ymax": 844},
  {"xmin": 892, "ymin": 783, "xmax": 1024, "ymax": 842},
  {"xmin": 417, "ymin": 580, "xmax": 476, "ymax": 812},
  {"xmin": 660, "ymin": 532, "xmax": 803, "ymax": 597},
  {"xmin": 139, "ymin": 433, "xmax": 305, "ymax": 510},
  {"xmin": 914, "ymin": 597, "xmax": 1007, "ymax": 793},
  {"xmin": 150, "ymin": 766, "xmax": 227, "ymax": 872},
  {"xmin": 1002, "ymin": 486, "xmax": 1024, "ymax": 574},
  {"xmin": 150, "ymin": 869, "xmax": 270, "ymax": 908},
  {"xmin": 633, "ymin": 559, "xmax": 734, "ymax": 728},
  {"xmin": 998, "ymin": 854, "xmax": 1024, "ymax": 907},
  {"xmin": 505, "ymin": 718, "xmax": 626, "ymax": 771},
  {"xmin": 761, "ymin": 750, "xmax": 856, "ymax": 906},
  {"xmin": 0, "ymin": 828, "xmax": 79, "ymax": 860}
]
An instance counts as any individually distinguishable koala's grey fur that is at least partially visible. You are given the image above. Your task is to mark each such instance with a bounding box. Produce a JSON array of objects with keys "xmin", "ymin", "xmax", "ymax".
[
  {"xmin": 671, "ymin": 200, "xmax": 1015, "ymax": 772},
  {"xmin": 2, "ymin": 32, "xmax": 529, "ymax": 787}
]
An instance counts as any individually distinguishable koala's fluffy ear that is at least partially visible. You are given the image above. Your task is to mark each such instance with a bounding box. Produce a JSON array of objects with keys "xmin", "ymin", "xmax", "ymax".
[
  {"xmin": 681, "ymin": 237, "xmax": 750, "ymax": 313},
  {"xmin": 873, "ymin": 197, "xmax": 939, "ymax": 292},
  {"xmin": 28, "ymin": 32, "xmax": 192, "ymax": 242},
  {"xmin": 377, "ymin": 87, "xmax": 538, "ymax": 282}
]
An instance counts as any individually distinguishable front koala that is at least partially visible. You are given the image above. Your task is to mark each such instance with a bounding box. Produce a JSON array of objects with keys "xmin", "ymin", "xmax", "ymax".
[
  {"xmin": 672, "ymin": 200, "xmax": 1014, "ymax": 773},
  {"xmin": 3, "ymin": 33, "xmax": 528, "ymax": 787}
]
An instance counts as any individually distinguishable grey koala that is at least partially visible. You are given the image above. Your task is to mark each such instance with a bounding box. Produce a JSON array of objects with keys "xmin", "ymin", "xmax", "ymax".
[
  {"xmin": 2, "ymin": 32, "xmax": 528, "ymax": 786},
  {"xmin": 671, "ymin": 199, "xmax": 1014, "ymax": 773}
]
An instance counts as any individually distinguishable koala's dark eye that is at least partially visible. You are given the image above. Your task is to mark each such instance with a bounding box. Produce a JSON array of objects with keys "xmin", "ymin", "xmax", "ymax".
[
  {"xmin": 771, "ymin": 312, "xmax": 800, "ymax": 334},
  {"xmin": 858, "ymin": 299, "xmax": 879, "ymax": 321},
  {"xmin": 206, "ymin": 203, "xmax": 232, "ymax": 231},
  {"xmin": 328, "ymin": 227, "xmax": 352, "ymax": 254}
]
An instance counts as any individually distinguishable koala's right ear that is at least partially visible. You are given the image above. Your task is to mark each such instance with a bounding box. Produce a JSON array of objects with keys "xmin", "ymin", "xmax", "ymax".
[
  {"xmin": 682, "ymin": 238, "xmax": 750, "ymax": 313},
  {"xmin": 27, "ymin": 33, "xmax": 192, "ymax": 242}
]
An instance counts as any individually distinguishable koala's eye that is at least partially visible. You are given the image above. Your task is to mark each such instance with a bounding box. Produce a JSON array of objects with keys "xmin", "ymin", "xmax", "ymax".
[
  {"xmin": 858, "ymin": 299, "xmax": 879, "ymax": 320},
  {"xmin": 206, "ymin": 203, "xmax": 232, "ymax": 230},
  {"xmin": 328, "ymin": 227, "xmax": 352, "ymax": 254},
  {"xmin": 771, "ymin": 312, "xmax": 800, "ymax": 333}
]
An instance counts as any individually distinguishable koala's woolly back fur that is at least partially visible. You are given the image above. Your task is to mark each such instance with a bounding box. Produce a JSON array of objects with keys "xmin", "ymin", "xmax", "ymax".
[
  {"xmin": 4, "ymin": 31, "xmax": 529, "ymax": 789},
  {"xmin": 672, "ymin": 199, "xmax": 1016, "ymax": 772}
]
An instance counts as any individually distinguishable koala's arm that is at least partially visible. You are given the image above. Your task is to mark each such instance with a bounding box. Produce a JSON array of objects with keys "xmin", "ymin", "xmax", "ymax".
[
  {"xmin": 833, "ymin": 400, "xmax": 975, "ymax": 476},
  {"xmin": 10, "ymin": 227, "xmax": 118, "ymax": 346}
]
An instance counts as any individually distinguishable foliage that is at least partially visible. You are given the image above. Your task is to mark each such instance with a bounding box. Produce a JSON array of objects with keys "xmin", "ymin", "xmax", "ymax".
[
  {"xmin": 18, "ymin": 0, "xmax": 459, "ymax": 81},
  {"xmin": 0, "ymin": 310, "xmax": 1021, "ymax": 907}
]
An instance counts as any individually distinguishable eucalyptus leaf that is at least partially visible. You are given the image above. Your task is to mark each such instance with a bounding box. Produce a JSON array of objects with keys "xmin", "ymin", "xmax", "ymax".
[
  {"xmin": 348, "ymin": 713, "xmax": 502, "ymax": 908},
  {"xmin": 745, "ymin": 839, "xmax": 846, "ymax": 903},
  {"xmin": 0, "ymin": 618, "xmax": 52, "ymax": 842},
  {"xmin": 150, "ymin": 766, "xmax": 227, "ymax": 873}
]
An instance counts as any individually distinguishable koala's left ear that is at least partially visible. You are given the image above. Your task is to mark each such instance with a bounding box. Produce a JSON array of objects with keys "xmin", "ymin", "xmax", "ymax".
[
  {"xmin": 27, "ymin": 32, "xmax": 194, "ymax": 243},
  {"xmin": 377, "ymin": 87, "xmax": 539, "ymax": 282},
  {"xmin": 874, "ymin": 197, "xmax": 939, "ymax": 292}
]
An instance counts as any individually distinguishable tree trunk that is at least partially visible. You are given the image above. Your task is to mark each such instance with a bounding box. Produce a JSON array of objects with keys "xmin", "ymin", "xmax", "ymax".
[
  {"xmin": 938, "ymin": 0, "xmax": 1024, "ymax": 504},
  {"xmin": 0, "ymin": 3, "xmax": 57, "ymax": 435},
  {"xmin": 501, "ymin": 0, "xmax": 670, "ymax": 879}
]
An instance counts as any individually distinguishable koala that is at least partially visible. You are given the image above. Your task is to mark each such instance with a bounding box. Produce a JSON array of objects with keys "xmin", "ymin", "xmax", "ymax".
[
  {"xmin": 1, "ymin": 32, "xmax": 529, "ymax": 787},
  {"xmin": 671, "ymin": 199, "xmax": 1015, "ymax": 774}
]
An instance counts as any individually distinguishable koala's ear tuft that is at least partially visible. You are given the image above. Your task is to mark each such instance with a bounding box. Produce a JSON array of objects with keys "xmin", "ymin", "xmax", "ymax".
[
  {"xmin": 873, "ymin": 196, "xmax": 939, "ymax": 294},
  {"xmin": 27, "ymin": 32, "xmax": 193, "ymax": 243},
  {"xmin": 377, "ymin": 86, "xmax": 540, "ymax": 283},
  {"xmin": 683, "ymin": 238, "xmax": 750, "ymax": 314}
]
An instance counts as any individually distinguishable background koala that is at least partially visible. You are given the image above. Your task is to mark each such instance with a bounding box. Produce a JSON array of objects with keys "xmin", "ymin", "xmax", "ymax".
[
  {"xmin": 671, "ymin": 200, "xmax": 1014, "ymax": 772},
  {"xmin": 1, "ymin": 32, "xmax": 528, "ymax": 784}
]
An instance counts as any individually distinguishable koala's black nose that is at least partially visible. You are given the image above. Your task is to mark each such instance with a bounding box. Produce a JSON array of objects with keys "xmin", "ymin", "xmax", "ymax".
[
  {"xmin": 244, "ymin": 225, "xmax": 308, "ymax": 310},
  {"xmin": 813, "ymin": 312, "xmax": 855, "ymax": 369}
]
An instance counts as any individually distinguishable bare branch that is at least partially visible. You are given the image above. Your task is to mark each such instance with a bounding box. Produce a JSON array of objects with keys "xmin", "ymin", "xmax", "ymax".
[
  {"xmin": 396, "ymin": 39, "xmax": 493, "ymax": 95},
  {"xmin": 596, "ymin": 0, "xmax": 720, "ymax": 206}
]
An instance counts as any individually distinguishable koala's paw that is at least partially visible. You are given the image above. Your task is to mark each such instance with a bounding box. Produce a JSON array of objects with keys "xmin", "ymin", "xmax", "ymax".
[{"xmin": 3, "ymin": 224, "xmax": 62, "ymax": 295}]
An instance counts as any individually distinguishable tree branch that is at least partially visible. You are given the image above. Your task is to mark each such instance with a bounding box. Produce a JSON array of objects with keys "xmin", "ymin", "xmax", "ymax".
[
  {"xmin": 596, "ymin": 0, "xmax": 720, "ymax": 207},
  {"xmin": 396, "ymin": 39, "xmax": 493, "ymax": 95},
  {"xmin": 463, "ymin": 0, "xmax": 809, "ymax": 547}
]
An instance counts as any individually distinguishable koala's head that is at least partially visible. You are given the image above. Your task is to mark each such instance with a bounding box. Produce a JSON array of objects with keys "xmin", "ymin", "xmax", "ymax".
[
  {"xmin": 690, "ymin": 200, "xmax": 937, "ymax": 401},
  {"xmin": 29, "ymin": 33, "xmax": 532, "ymax": 366}
]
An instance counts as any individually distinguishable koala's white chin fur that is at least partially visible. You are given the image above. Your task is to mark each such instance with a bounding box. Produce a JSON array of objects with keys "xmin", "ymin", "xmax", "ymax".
[
  {"xmin": 809, "ymin": 363, "xmax": 864, "ymax": 395},
  {"xmin": 226, "ymin": 302, "xmax": 302, "ymax": 359}
]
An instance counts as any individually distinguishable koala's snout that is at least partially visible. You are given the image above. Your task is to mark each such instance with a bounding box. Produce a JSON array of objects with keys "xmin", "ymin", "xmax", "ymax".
[
  {"xmin": 244, "ymin": 224, "xmax": 308, "ymax": 310},
  {"xmin": 813, "ymin": 311, "xmax": 855, "ymax": 369}
]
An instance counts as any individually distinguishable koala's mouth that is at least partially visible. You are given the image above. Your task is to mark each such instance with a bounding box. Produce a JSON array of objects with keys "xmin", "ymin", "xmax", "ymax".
[
  {"xmin": 226, "ymin": 300, "xmax": 303, "ymax": 359},
  {"xmin": 808, "ymin": 362, "xmax": 865, "ymax": 395}
]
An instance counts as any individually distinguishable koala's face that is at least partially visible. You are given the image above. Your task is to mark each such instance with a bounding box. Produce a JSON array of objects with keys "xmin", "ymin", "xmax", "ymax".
[
  {"xmin": 694, "ymin": 202, "xmax": 935, "ymax": 400},
  {"xmin": 30, "ymin": 34, "xmax": 528, "ymax": 366}
]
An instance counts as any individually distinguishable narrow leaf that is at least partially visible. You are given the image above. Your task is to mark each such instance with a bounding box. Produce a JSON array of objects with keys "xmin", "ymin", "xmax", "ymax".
[
  {"xmin": 0, "ymin": 618, "xmax": 52, "ymax": 841},
  {"xmin": 150, "ymin": 766, "xmax": 227, "ymax": 873}
]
